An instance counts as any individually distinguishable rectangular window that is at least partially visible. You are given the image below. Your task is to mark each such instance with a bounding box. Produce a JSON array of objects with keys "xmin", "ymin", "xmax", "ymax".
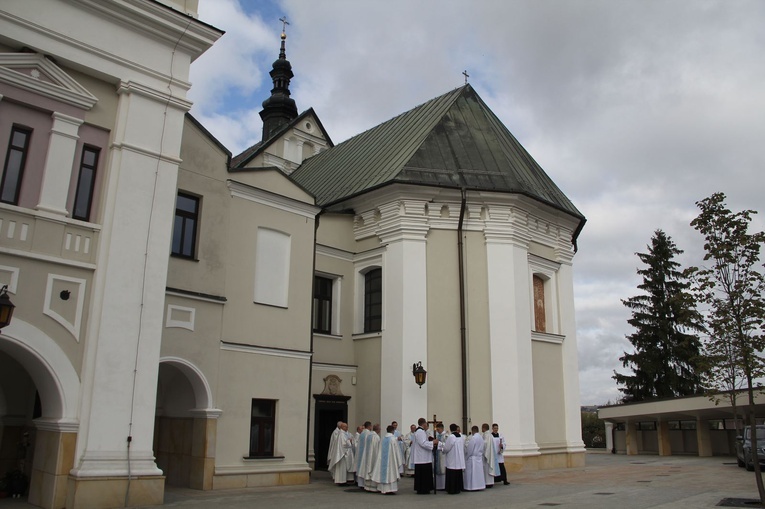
[
  {"xmin": 171, "ymin": 192, "xmax": 199, "ymax": 259},
  {"xmin": 72, "ymin": 146, "xmax": 100, "ymax": 221},
  {"xmin": 533, "ymin": 274, "xmax": 546, "ymax": 332},
  {"xmin": 313, "ymin": 275, "xmax": 333, "ymax": 334},
  {"xmin": 0, "ymin": 126, "xmax": 32, "ymax": 205},
  {"xmin": 249, "ymin": 399, "xmax": 275, "ymax": 457},
  {"xmin": 364, "ymin": 268, "xmax": 382, "ymax": 333}
]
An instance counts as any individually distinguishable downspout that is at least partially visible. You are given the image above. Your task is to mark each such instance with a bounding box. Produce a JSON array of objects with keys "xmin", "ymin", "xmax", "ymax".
[
  {"xmin": 457, "ymin": 188, "xmax": 469, "ymax": 434},
  {"xmin": 306, "ymin": 211, "xmax": 322, "ymax": 469}
]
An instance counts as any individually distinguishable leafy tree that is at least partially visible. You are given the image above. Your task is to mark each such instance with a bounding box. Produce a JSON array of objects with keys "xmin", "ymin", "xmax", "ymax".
[
  {"xmin": 690, "ymin": 192, "xmax": 765, "ymax": 502},
  {"xmin": 614, "ymin": 229, "xmax": 704, "ymax": 402},
  {"xmin": 581, "ymin": 411, "xmax": 606, "ymax": 449}
]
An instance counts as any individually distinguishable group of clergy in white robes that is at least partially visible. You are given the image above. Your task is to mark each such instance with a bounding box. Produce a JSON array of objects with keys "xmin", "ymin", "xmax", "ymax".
[
  {"xmin": 349, "ymin": 421, "xmax": 404, "ymax": 494},
  {"xmin": 463, "ymin": 423, "xmax": 508, "ymax": 491}
]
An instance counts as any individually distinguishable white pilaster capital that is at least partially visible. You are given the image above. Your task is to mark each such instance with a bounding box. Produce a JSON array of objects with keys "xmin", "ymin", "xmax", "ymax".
[
  {"xmin": 484, "ymin": 222, "xmax": 531, "ymax": 248},
  {"xmin": 51, "ymin": 111, "xmax": 85, "ymax": 133},
  {"xmin": 357, "ymin": 200, "xmax": 432, "ymax": 243},
  {"xmin": 117, "ymin": 80, "xmax": 193, "ymax": 111}
]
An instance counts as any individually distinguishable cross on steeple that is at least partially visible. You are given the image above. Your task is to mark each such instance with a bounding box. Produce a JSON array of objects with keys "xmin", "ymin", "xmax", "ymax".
[
  {"xmin": 462, "ymin": 70, "xmax": 469, "ymax": 85},
  {"xmin": 279, "ymin": 16, "xmax": 289, "ymax": 35}
]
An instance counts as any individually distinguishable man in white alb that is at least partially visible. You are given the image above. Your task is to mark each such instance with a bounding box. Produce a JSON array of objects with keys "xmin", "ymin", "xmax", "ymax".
[
  {"xmin": 463, "ymin": 425, "xmax": 486, "ymax": 491},
  {"xmin": 441, "ymin": 423, "xmax": 465, "ymax": 494}
]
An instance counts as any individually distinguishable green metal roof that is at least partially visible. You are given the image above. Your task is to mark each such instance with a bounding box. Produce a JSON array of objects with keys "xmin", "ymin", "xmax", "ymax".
[{"xmin": 290, "ymin": 85, "xmax": 584, "ymax": 224}]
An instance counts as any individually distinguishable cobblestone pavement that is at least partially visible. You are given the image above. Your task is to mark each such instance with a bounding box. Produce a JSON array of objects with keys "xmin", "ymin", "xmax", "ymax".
[{"xmin": 1, "ymin": 452, "xmax": 763, "ymax": 509}]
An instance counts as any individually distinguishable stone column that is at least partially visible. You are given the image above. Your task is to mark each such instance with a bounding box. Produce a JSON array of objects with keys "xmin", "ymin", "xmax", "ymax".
[
  {"xmin": 697, "ymin": 418, "xmax": 712, "ymax": 457},
  {"xmin": 657, "ymin": 420, "xmax": 672, "ymax": 456},
  {"xmin": 625, "ymin": 421, "xmax": 639, "ymax": 455},
  {"xmin": 377, "ymin": 200, "xmax": 429, "ymax": 429},
  {"xmin": 36, "ymin": 112, "xmax": 84, "ymax": 216},
  {"xmin": 484, "ymin": 207, "xmax": 539, "ymax": 458}
]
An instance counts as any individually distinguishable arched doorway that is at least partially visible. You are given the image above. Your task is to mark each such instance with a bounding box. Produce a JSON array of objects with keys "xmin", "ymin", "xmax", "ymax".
[
  {"xmin": 154, "ymin": 357, "xmax": 219, "ymax": 490},
  {"xmin": 0, "ymin": 319, "xmax": 80, "ymax": 509}
]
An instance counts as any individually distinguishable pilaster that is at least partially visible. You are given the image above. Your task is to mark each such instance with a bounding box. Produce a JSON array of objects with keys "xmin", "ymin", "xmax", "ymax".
[
  {"xmin": 376, "ymin": 200, "xmax": 430, "ymax": 429},
  {"xmin": 36, "ymin": 112, "xmax": 84, "ymax": 216},
  {"xmin": 72, "ymin": 81, "xmax": 187, "ymax": 487},
  {"xmin": 484, "ymin": 208, "xmax": 539, "ymax": 457},
  {"xmin": 556, "ymin": 258, "xmax": 586, "ymax": 453}
]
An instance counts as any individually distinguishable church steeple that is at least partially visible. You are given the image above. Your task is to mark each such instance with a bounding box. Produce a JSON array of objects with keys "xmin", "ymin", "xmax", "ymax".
[{"xmin": 260, "ymin": 17, "xmax": 298, "ymax": 142}]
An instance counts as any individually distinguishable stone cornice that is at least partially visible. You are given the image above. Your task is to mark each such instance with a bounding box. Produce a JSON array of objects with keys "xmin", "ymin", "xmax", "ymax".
[
  {"xmin": 0, "ymin": 52, "xmax": 98, "ymax": 109},
  {"xmin": 71, "ymin": 0, "xmax": 223, "ymax": 61},
  {"xmin": 227, "ymin": 180, "xmax": 320, "ymax": 220}
]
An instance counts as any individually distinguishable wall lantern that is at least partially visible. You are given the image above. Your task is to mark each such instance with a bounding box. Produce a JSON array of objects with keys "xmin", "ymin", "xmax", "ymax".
[
  {"xmin": 412, "ymin": 361, "xmax": 427, "ymax": 389},
  {"xmin": 0, "ymin": 285, "xmax": 15, "ymax": 331}
]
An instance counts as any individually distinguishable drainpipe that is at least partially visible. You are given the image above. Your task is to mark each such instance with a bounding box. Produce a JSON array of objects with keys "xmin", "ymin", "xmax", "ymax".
[
  {"xmin": 306, "ymin": 211, "xmax": 322, "ymax": 469},
  {"xmin": 457, "ymin": 188, "xmax": 468, "ymax": 434}
]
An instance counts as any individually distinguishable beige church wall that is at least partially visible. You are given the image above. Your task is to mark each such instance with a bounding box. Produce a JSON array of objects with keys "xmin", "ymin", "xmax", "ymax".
[
  {"xmin": 315, "ymin": 213, "xmax": 357, "ymax": 252},
  {"xmin": 213, "ymin": 349, "xmax": 310, "ymax": 486},
  {"xmin": 532, "ymin": 340, "xmax": 567, "ymax": 449},
  {"xmin": 65, "ymin": 67, "xmax": 119, "ymax": 130},
  {"xmin": 221, "ymin": 197, "xmax": 314, "ymax": 352},
  {"xmin": 463, "ymin": 230, "xmax": 493, "ymax": 424},
  {"xmin": 424, "ymin": 229, "xmax": 465, "ymax": 424},
  {"xmin": 234, "ymin": 169, "xmax": 314, "ymax": 205},
  {"xmin": 353, "ymin": 336, "xmax": 382, "ymax": 425},
  {"xmin": 160, "ymin": 296, "xmax": 224, "ymax": 385},
  {"xmin": 0, "ymin": 256, "xmax": 91, "ymax": 374},
  {"xmin": 171, "ymin": 140, "xmax": 232, "ymax": 297},
  {"xmin": 312, "ymin": 252, "xmax": 355, "ymax": 366}
]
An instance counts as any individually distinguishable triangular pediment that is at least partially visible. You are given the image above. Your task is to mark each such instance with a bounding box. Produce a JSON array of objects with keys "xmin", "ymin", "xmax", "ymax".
[{"xmin": 0, "ymin": 53, "xmax": 98, "ymax": 110}]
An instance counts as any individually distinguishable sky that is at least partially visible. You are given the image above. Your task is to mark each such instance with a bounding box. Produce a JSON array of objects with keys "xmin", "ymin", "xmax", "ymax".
[{"xmin": 188, "ymin": 0, "xmax": 765, "ymax": 406}]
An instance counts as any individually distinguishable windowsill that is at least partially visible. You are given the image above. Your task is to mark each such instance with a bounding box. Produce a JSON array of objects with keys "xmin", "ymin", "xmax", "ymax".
[
  {"xmin": 253, "ymin": 301, "xmax": 288, "ymax": 310},
  {"xmin": 170, "ymin": 253, "xmax": 199, "ymax": 262},
  {"xmin": 314, "ymin": 332, "xmax": 343, "ymax": 340},
  {"xmin": 352, "ymin": 331, "xmax": 382, "ymax": 341},
  {"xmin": 531, "ymin": 331, "xmax": 565, "ymax": 344},
  {"xmin": 243, "ymin": 455, "xmax": 285, "ymax": 461}
]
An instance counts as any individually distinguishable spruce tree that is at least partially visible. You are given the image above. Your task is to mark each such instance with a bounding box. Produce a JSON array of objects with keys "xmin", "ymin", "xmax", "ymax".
[{"xmin": 613, "ymin": 229, "xmax": 704, "ymax": 402}]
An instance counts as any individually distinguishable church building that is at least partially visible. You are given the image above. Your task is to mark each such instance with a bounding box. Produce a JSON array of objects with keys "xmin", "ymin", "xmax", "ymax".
[{"xmin": 0, "ymin": 2, "xmax": 585, "ymax": 508}]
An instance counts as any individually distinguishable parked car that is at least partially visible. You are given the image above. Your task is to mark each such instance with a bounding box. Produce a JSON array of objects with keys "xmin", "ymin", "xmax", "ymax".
[{"xmin": 736, "ymin": 425, "xmax": 765, "ymax": 471}]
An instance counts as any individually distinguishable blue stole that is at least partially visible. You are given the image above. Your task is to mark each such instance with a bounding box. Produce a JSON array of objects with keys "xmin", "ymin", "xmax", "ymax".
[{"xmin": 380, "ymin": 435, "xmax": 392, "ymax": 484}]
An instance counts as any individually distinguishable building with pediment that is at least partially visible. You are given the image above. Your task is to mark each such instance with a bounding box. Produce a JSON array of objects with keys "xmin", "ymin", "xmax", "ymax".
[{"xmin": 0, "ymin": 2, "xmax": 586, "ymax": 507}]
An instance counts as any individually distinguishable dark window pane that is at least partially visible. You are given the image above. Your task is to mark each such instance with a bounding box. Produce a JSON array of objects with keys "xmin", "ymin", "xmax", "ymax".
[
  {"xmin": 1, "ymin": 126, "xmax": 31, "ymax": 205},
  {"xmin": 364, "ymin": 268, "xmax": 382, "ymax": 333},
  {"xmin": 72, "ymin": 147, "xmax": 99, "ymax": 221},
  {"xmin": 313, "ymin": 276, "xmax": 333, "ymax": 333},
  {"xmin": 171, "ymin": 192, "xmax": 199, "ymax": 258}
]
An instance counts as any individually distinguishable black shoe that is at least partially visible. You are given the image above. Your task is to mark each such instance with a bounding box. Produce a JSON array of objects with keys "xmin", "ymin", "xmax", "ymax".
[{"xmin": 503, "ymin": 481, "xmax": 510, "ymax": 485}]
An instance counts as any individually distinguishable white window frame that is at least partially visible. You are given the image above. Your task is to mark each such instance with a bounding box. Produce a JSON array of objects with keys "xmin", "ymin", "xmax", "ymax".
[{"xmin": 528, "ymin": 254, "xmax": 560, "ymax": 336}]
